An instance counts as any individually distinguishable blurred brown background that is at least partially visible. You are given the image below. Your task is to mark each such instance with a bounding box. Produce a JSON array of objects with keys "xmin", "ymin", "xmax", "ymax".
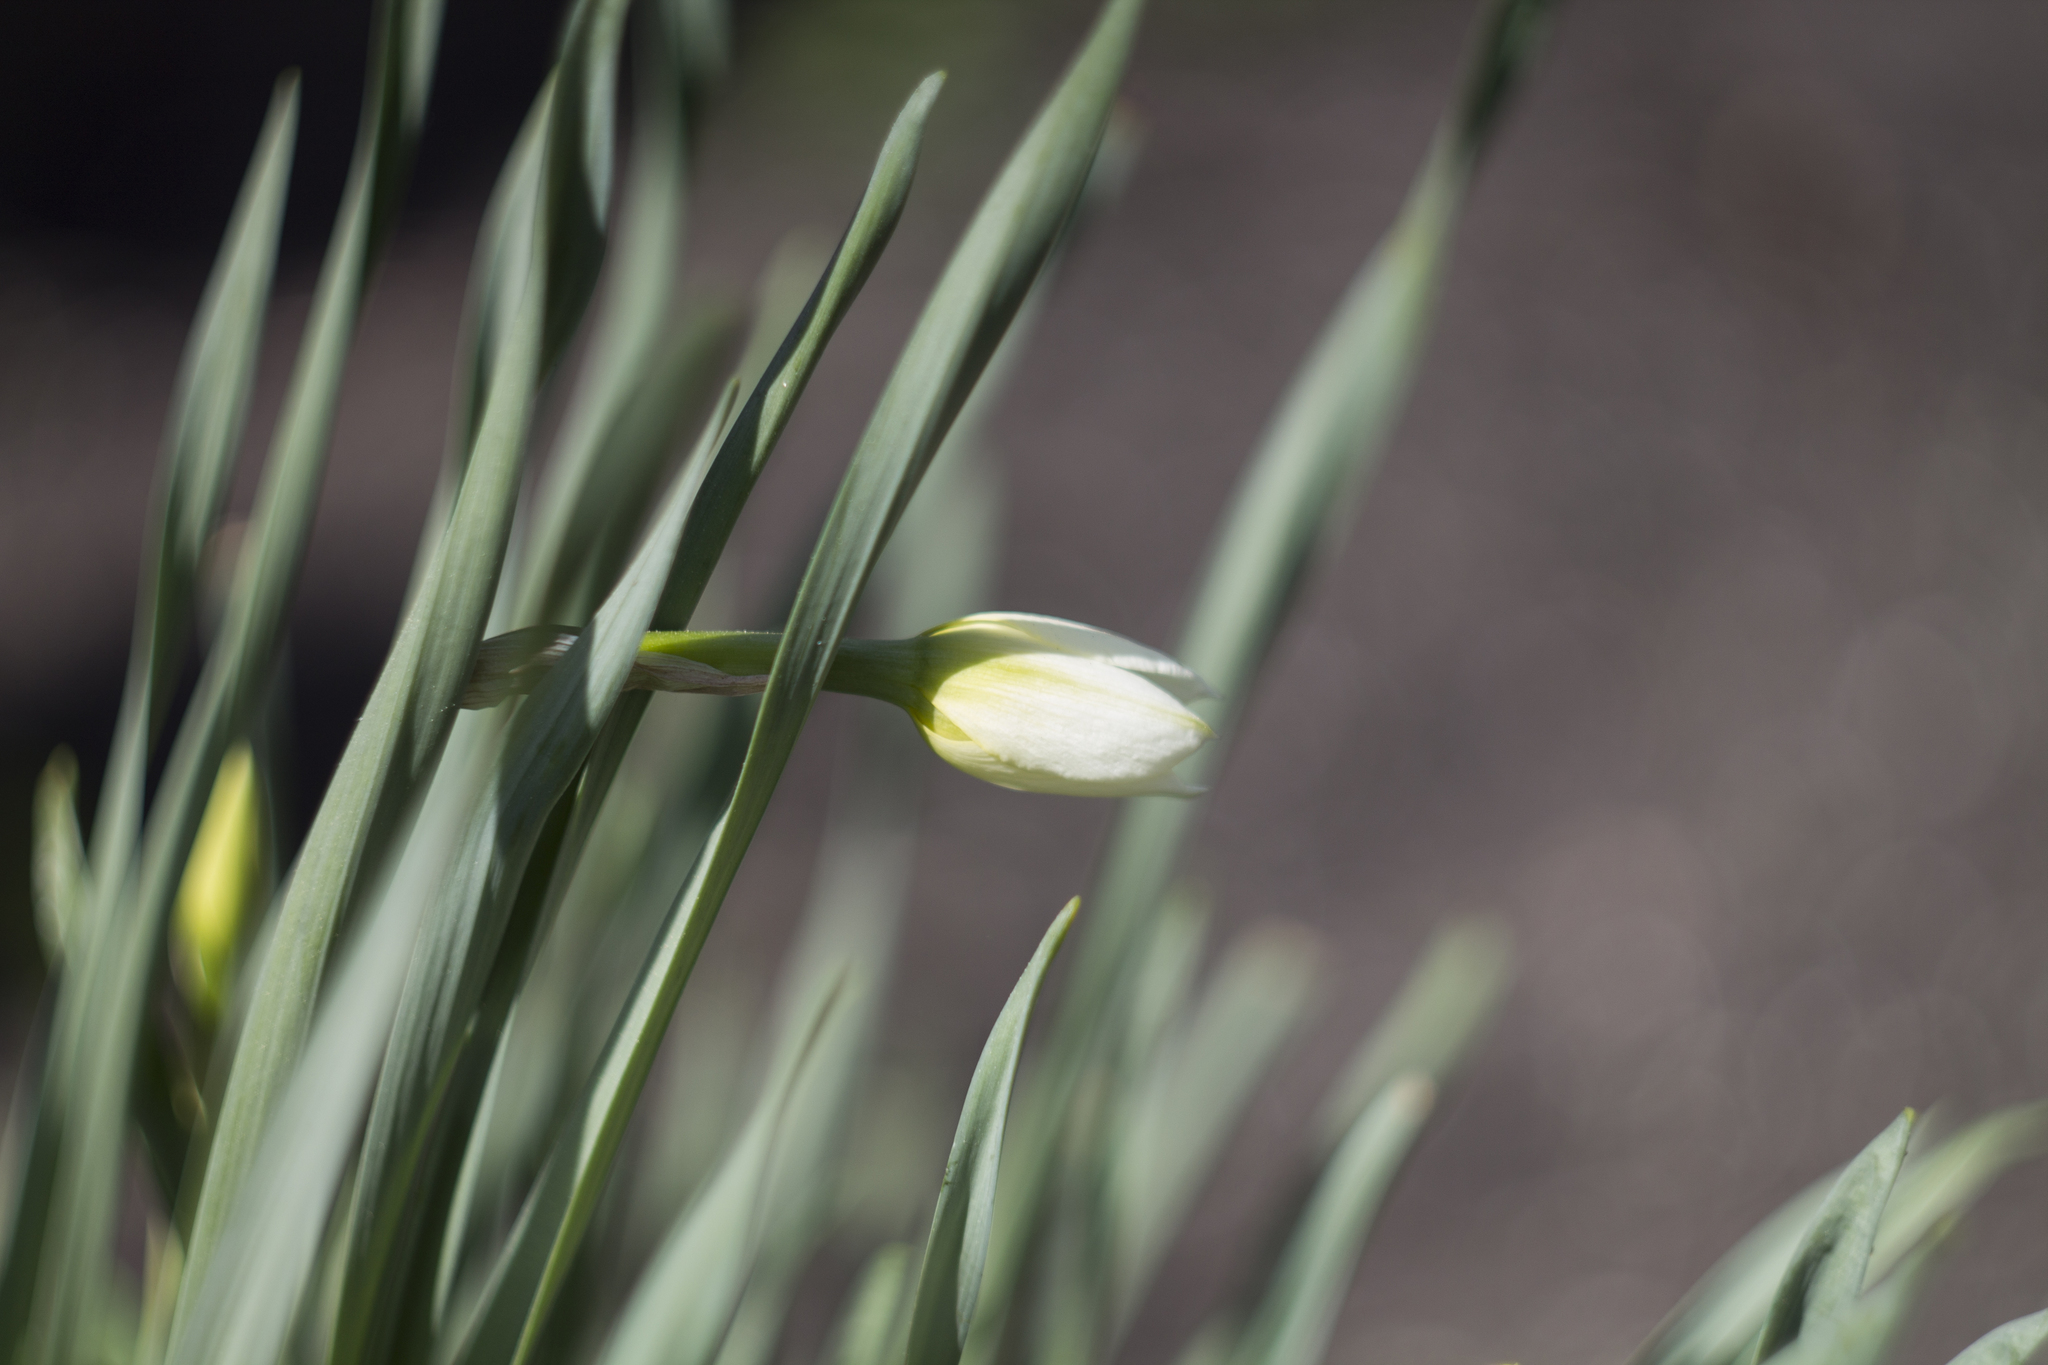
[{"xmin": 4, "ymin": 0, "xmax": 2048, "ymax": 1362}]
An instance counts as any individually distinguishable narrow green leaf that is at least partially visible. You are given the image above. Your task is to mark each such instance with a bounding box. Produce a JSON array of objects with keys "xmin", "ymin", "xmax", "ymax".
[
  {"xmin": 1115, "ymin": 888, "xmax": 1209, "ymax": 1082},
  {"xmin": 0, "ymin": 82, "xmax": 296, "ymax": 1356},
  {"xmin": 427, "ymin": 385, "xmax": 737, "ymax": 1331},
  {"xmin": 1108, "ymin": 924, "xmax": 1321, "ymax": 1336},
  {"xmin": 519, "ymin": 0, "xmax": 736, "ymax": 628},
  {"xmin": 733, "ymin": 235, "xmax": 833, "ymax": 396},
  {"xmin": 824, "ymin": 1245, "xmax": 914, "ymax": 1365},
  {"xmin": 1631, "ymin": 1104, "xmax": 2047, "ymax": 1365},
  {"xmin": 1227, "ymin": 1076, "xmax": 1435, "ymax": 1365},
  {"xmin": 176, "ymin": 0, "xmax": 620, "ymax": 1331},
  {"xmin": 13, "ymin": 58, "xmax": 361, "ymax": 1365},
  {"xmin": 595, "ymin": 973, "xmax": 846, "ymax": 1365},
  {"xmin": 1629, "ymin": 1181, "xmax": 1832, "ymax": 1365},
  {"xmin": 457, "ymin": 1, "xmax": 1139, "ymax": 1343},
  {"xmin": 704, "ymin": 731, "xmax": 928, "ymax": 1365},
  {"xmin": 975, "ymin": 7, "xmax": 1554, "ymax": 1347},
  {"xmin": 438, "ymin": 77, "xmax": 946, "ymax": 1365},
  {"xmin": 1758, "ymin": 1239, "xmax": 1937, "ymax": 1365},
  {"xmin": 1869, "ymin": 1103, "xmax": 2045, "ymax": 1278},
  {"xmin": 653, "ymin": 74, "xmax": 943, "ymax": 632},
  {"xmin": 1940, "ymin": 1309, "xmax": 2048, "ymax": 1365},
  {"xmin": 161, "ymin": 713, "xmax": 493, "ymax": 1365},
  {"xmin": 1755, "ymin": 1111, "xmax": 1915, "ymax": 1363},
  {"xmin": 903, "ymin": 901, "xmax": 1080, "ymax": 1365},
  {"xmin": 326, "ymin": 373, "xmax": 730, "ymax": 1365},
  {"xmin": 1311, "ymin": 918, "xmax": 1510, "ymax": 1149},
  {"xmin": 85, "ymin": 74, "xmax": 299, "ymax": 915}
]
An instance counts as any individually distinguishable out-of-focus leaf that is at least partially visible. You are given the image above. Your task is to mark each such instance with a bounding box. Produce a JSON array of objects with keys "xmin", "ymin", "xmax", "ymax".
[
  {"xmin": 520, "ymin": 0, "xmax": 735, "ymax": 628},
  {"xmin": 328, "ymin": 379, "xmax": 731, "ymax": 1365},
  {"xmin": 595, "ymin": 976, "xmax": 845, "ymax": 1365},
  {"xmin": 464, "ymin": 0, "xmax": 1136, "ymax": 1346},
  {"xmin": 1870, "ymin": 1103, "xmax": 2045, "ymax": 1278},
  {"xmin": 1174, "ymin": 1325, "xmax": 1235, "ymax": 1365},
  {"xmin": 528, "ymin": 309, "xmax": 738, "ymax": 627},
  {"xmin": 1116, "ymin": 888, "xmax": 1209, "ymax": 1081},
  {"xmin": 31, "ymin": 749, "xmax": 88, "ymax": 966},
  {"xmin": 11, "ymin": 56, "xmax": 353, "ymax": 1365},
  {"xmin": 1759, "ymin": 1240, "xmax": 1936, "ymax": 1365},
  {"xmin": 1630, "ymin": 1105, "xmax": 2046, "ymax": 1365},
  {"xmin": 1630, "ymin": 1180, "xmax": 1832, "ymax": 1365},
  {"xmin": 706, "ymin": 733, "xmax": 925, "ymax": 1365},
  {"xmin": 1755, "ymin": 1112, "xmax": 1914, "ymax": 1363},
  {"xmin": 903, "ymin": 902, "xmax": 1079, "ymax": 1365},
  {"xmin": 161, "ymin": 707, "xmax": 494, "ymax": 1365},
  {"xmin": 823, "ymin": 1244, "xmax": 913, "ymax": 1365},
  {"xmin": 3, "ymin": 65, "xmax": 292, "ymax": 1331},
  {"xmin": 975, "ymin": 5, "xmax": 1554, "ymax": 1348},
  {"xmin": 1939, "ymin": 1309, "xmax": 2048, "ymax": 1365},
  {"xmin": 84, "ymin": 75, "xmax": 297, "ymax": 914},
  {"xmin": 1312, "ymin": 918, "xmax": 1510, "ymax": 1149},
  {"xmin": 1226, "ymin": 1076, "xmax": 1434, "ymax": 1365},
  {"xmin": 1108, "ymin": 925, "xmax": 1321, "ymax": 1336},
  {"xmin": 436, "ymin": 78, "xmax": 949, "ymax": 1365},
  {"xmin": 168, "ymin": 0, "xmax": 638, "ymax": 1353}
]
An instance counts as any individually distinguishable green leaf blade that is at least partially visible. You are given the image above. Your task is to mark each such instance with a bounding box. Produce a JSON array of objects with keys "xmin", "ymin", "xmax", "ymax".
[
  {"xmin": 903, "ymin": 901, "xmax": 1079, "ymax": 1365},
  {"xmin": 1756, "ymin": 1111, "xmax": 1915, "ymax": 1363},
  {"xmin": 1227, "ymin": 1075, "xmax": 1435, "ymax": 1365},
  {"xmin": 594, "ymin": 974, "xmax": 846, "ymax": 1365}
]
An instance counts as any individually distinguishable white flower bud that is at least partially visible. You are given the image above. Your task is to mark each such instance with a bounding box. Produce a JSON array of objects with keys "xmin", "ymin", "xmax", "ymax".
[
  {"xmin": 897, "ymin": 613, "xmax": 1216, "ymax": 797},
  {"xmin": 463, "ymin": 613, "xmax": 1218, "ymax": 798}
]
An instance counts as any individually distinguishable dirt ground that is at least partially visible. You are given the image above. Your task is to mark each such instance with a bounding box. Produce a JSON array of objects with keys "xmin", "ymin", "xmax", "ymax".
[{"xmin": 3, "ymin": 0, "xmax": 2047, "ymax": 1362}]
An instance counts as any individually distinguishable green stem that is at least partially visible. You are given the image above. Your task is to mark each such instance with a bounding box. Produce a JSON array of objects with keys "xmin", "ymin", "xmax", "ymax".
[{"xmin": 638, "ymin": 631, "xmax": 926, "ymax": 712}]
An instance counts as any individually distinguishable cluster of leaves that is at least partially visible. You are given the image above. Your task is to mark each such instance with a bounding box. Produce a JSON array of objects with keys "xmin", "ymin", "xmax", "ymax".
[{"xmin": 2, "ymin": 2, "xmax": 2043, "ymax": 1365}]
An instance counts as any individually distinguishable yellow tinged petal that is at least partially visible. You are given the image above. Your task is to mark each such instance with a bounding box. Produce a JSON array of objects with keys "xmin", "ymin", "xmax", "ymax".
[{"xmin": 172, "ymin": 742, "xmax": 265, "ymax": 1023}]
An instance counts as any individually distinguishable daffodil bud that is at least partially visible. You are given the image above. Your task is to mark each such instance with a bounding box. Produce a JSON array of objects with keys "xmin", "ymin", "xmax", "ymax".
[
  {"xmin": 857, "ymin": 613, "xmax": 1217, "ymax": 797},
  {"xmin": 172, "ymin": 742, "xmax": 266, "ymax": 1026},
  {"xmin": 466, "ymin": 613, "xmax": 1218, "ymax": 798}
]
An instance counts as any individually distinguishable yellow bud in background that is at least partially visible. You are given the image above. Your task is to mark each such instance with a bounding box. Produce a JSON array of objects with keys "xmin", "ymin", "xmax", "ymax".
[{"xmin": 172, "ymin": 742, "xmax": 266, "ymax": 1027}]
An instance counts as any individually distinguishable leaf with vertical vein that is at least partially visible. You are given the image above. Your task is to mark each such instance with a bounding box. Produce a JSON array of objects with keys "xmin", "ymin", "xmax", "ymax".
[
  {"xmin": 902, "ymin": 902, "xmax": 1079, "ymax": 1365},
  {"xmin": 0, "ymin": 83, "xmax": 293, "ymax": 1344},
  {"xmin": 1107, "ymin": 925, "xmax": 1321, "ymax": 1337},
  {"xmin": 1754, "ymin": 1112, "xmax": 1914, "ymax": 1364},
  {"xmin": 175, "ymin": 0, "xmax": 628, "ymax": 1332},
  {"xmin": 437, "ymin": 76, "xmax": 949, "ymax": 1365},
  {"xmin": 595, "ymin": 973, "xmax": 845, "ymax": 1365},
  {"xmin": 1225, "ymin": 1077, "xmax": 1435, "ymax": 1365},
  {"xmin": 325, "ymin": 371, "xmax": 728, "ymax": 1365},
  {"xmin": 86, "ymin": 75, "xmax": 299, "ymax": 913},
  {"xmin": 1757, "ymin": 1240, "xmax": 1937, "ymax": 1365},
  {"xmin": 448, "ymin": 5, "xmax": 1144, "ymax": 1348},
  {"xmin": 1629, "ymin": 1105, "xmax": 2046, "ymax": 1365},
  {"xmin": 12, "ymin": 53, "xmax": 358, "ymax": 1365},
  {"xmin": 974, "ymin": 8, "xmax": 1556, "ymax": 1349}
]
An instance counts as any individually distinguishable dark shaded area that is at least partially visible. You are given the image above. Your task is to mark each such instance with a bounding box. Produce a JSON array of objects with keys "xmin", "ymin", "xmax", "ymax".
[
  {"xmin": 0, "ymin": 0, "xmax": 563, "ymax": 254},
  {"xmin": 3, "ymin": 0, "xmax": 2048, "ymax": 1362}
]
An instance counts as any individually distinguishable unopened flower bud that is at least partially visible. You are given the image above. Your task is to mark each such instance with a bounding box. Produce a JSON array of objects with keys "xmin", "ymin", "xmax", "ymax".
[{"xmin": 172, "ymin": 742, "xmax": 265, "ymax": 1026}]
